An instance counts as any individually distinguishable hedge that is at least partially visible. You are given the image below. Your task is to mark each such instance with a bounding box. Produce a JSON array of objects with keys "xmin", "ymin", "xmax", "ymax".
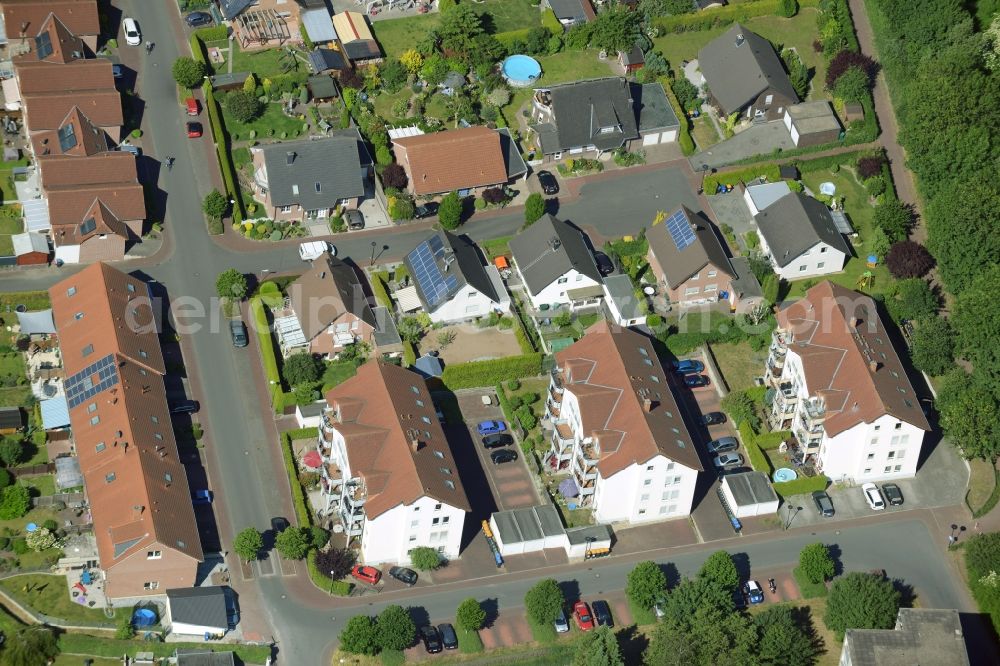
[
  {"xmin": 280, "ymin": 428, "xmax": 317, "ymax": 527},
  {"xmin": 794, "ymin": 150, "xmax": 868, "ymax": 174},
  {"xmin": 189, "ymin": 33, "xmax": 209, "ymax": 69},
  {"xmin": 773, "ymin": 474, "xmax": 829, "ymax": 499},
  {"xmin": 402, "ymin": 340, "xmax": 417, "ymax": 367},
  {"xmin": 495, "ymin": 383, "xmax": 515, "ymax": 425},
  {"xmin": 704, "ymin": 163, "xmax": 782, "ymax": 192},
  {"xmin": 194, "ymin": 25, "xmax": 229, "ymax": 43},
  {"xmin": 57, "ymin": 635, "xmax": 272, "ymax": 662},
  {"xmin": 249, "ymin": 297, "xmax": 284, "ymax": 411},
  {"xmin": 653, "ymin": 0, "xmax": 820, "ymax": 33},
  {"xmin": 541, "ymin": 9, "xmax": 563, "ymax": 36},
  {"xmin": 662, "ymin": 80, "xmax": 695, "ymax": 156},
  {"xmin": 739, "ymin": 421, "xmax": 772, "ymax": 475},
  {"xmin": 371, "ymin": 271, "xmax": 393, "ymax": 309},
  {"xmin": 495, "ymin": 28, "xmax": 533, "ymax": 48},
  {"xmin": 307, "ymin": 550, "xmax": 353, "ymax": 596},
  {"xmin": 756, "ymin": 430, "xmax": 794, "ymax": 450},
  {"xmin": 202, "ymin": 81, "xmax": 244, "ymax": 222},
  {"xmin": 440, "ymin": 354, "xmax": 544, "ymax": 390}
]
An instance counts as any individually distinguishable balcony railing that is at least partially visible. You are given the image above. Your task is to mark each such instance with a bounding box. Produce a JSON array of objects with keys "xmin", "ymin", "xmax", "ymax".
[
  {"xmin": 549, "ymin": 386, "xmax": 563, "ymax": 404},
  {"xmin": 554, "ymin": 423, "xmax": 575, "ymax": 444},
  {"xmin": 578, "ymin": 443, "xmax": 599, "ymax": 464},
  {"xmin": 547, "ymin": 401, "xmax": 561, "ymax": 419},
  {"xmin": 577, "ymin": 479, "xmax": 596, "ymax": 496}
]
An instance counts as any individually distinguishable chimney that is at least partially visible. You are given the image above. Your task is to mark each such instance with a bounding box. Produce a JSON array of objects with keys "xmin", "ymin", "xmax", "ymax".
[
  {"xmin": 849, "ymin": 317, "xmax": 860, "ymax": 328},
  {"xmin": 410, "ymin": 437, "xmax": 421, "ymax": 453},
  {"xmin": 132, "ymin": 505, "xmax": 144, "ymax": 519},
  {"xmin": 868, "ymin": 360, "xmax": 879, "ymax": 372},
  {"xmin": 642, "ymin": 397, "xmax": 655, "ymax": 413}
]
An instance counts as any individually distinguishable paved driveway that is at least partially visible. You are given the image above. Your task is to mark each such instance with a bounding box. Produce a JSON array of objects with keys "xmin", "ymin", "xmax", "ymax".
[
  {"xmin": 456, "ymin": 391, "xmax": 540, "ymax": 512},
  {"xmin": 690, "ymin": 121, "xmax": 795, "ymax": 170},
  {"xmin": 705, "ymin": 191, "xmax": 755, "ymax": 253}
]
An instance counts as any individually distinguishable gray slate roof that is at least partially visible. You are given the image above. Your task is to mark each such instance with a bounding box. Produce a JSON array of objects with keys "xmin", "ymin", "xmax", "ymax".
[
  {"xmin": 307, "ymin": 75, "xmax": 338, "ymax": 99},
  {"xmin": 508, "ymin": 214, "xmax": 601, "ymax": 295},
  {"xmin": 308, "ymin": 48, "xmax": 349, "ymax": 74},
  {"xmin": 493, "ymin": 504, "xmax": 565, "ymax": 545},
  {"xmin": 646, "ymin": 206, "xmax": 734, "ymax": 287},
  {"xmin": 698, "ymin": 24, "xmax": 798, "ymax": 114},
  {"xmin": 260, "ymin": 131, "xmax": 367, "ymax": 210},
  {"xmin": 175, "ymin": 650, "xmax": 236, "ymax": 666},
  {"xmin": 404, "ymin": 231, "xmax": 499, "ymax": 311},
  {"xmin": 343, "ymin": 40, "xmax": 381, "ymax": 61},
  {"xmin": 603, "ymin": 275, "xmax": 645, "ymax": 323},
  {"xmin": 0, "ymin": 407, "xmax": 21, "ymax": 430},
  {"xmin": 548, "ymin": 0, "xmax": 592, "ymax": 23},
  {"xmin": 843, "ymin": 609, "xmax": 970, "ymax": 666},
  {"xmin": 220, "ymin": 0, "xmax": 255, "ymax": 20},
  {"xmin": 634, "ymin": 82, "xmax": 679, "ymax": 132},
  {"xmin": 753, "ymin": 193, "xmax": 852, "ymax": 267},
  {"xmin": 497, "ymin": 128, "xmax": 528, "ymax": 180},
  {"xmin": 723, "ymin": 471, "xmax": 777, "ymax": 507},
  {"xmin": 543, "ymin": 77, "xmax": 639, "ymax": 152},
  {"xmin": 166, "ymin": 586, "xmax": 228, "ymax": 630},
  {"xmin": 729, "ymin": 257, "xmax": 763, "ymax": 299}
]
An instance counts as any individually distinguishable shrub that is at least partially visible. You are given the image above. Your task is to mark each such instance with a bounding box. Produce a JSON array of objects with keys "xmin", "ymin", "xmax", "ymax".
[
  {"xmin": 886, "ymin": 241, "xmax": 935, "ymax": 278},
  {"xmin": 0, "ymin": 469, "xmax": 10, "ymax": 489},
  {"xmin": 381, "ymin": 163, "xmax": 408, "ymax": 189},
  {"xmin": 172, "ymin": 57, "xmax": 207, "ymax": 88},
  {"xmin": 438, "ymin": 192, "xmax": 462, "ymax": 230},
  {"xmin": 482, "ymin": 188, "xmax": 508, "ymax": 206},
  {"xmin": 202, "ymin": 189, "xmax": 228, "ymax": 220},
  {"xmin": 721, "ymin": 390, "xmax": 760, "ymax": 430},
  {"xmin": 873, "ymin": 199, "xmax": 913, "ymax": 243},
  {"xmin": 524, "ymin": 193, "xmax": 545, "ymax": 226},
  {"xmin": 857, "ymin": 154, "xmax": 886, "ymax": 179},
  {"xmin": 226, "ymin": 90, "xmax": 262, "ymax": 123},
  {"xmin": 11, "ymin": 538, "xmax": 28, "ymax": 555},
  {"xmin": 375, "ymin": 145, "xmax": 393, "ymax": 166},
  {"xmin": 409, "ymin": 546, "xmax": 442, "ymax": 571},
  {"xmin": 474, "ymin": 198, "xmax": 486, "ymax": 210},
  {"xmin": 315, "ymin": 547, "xmax": 356, "ymax": 580},
  {"xmin": 826, "ymin": 50, "xmax": 878, "ymax": 91},
  {"xmin": 776, "ymin": 0, "xmax": 798, "ymax": 18},
  {"xmin": 0, "ymin": 485, "xmax": 29, "ymax": 520}
]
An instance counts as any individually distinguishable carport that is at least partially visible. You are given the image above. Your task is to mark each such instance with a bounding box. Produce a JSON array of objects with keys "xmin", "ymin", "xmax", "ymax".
[{"xmin": 720, "ymin": 471, "xmax": 779, "ymax": 518}]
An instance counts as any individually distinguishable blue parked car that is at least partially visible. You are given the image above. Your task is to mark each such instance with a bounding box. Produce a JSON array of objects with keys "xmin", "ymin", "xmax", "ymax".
[
  {"xmin": 192, "ymin": 489, "xmax": 213, "ymax": 505},
  {"xmin": 476, "ymin": 420, "xmax": 507, "ymax": 435},
  {"xmin": 673, "ymin": 359, "xmax": 705, "ymax": 374},
  {"xmin": 744, "ymin": 580, "xmax": 765, "ymax": 604}
]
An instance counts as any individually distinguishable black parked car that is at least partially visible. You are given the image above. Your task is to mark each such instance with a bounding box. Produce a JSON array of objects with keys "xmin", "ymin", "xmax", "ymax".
[
  {"xmin": 388, "ymin": 566, "xmax": 418, "ymax": 586},
  {"xmin": 170, "ymin": 400, "xmax": 200, "ymax": 415},
  {"xmin": 701, "ymin": 411, "xmax": 727, "ymax": 425},
  {"xmin": 490, "ymin": 449, "xmax": 518, "ymax": 465},
  {"xmin": 537, "ymin": 170, "xmax": 559, "ymax": 195},
  {"xmin": 482, "ymin": 433, "xmax": 514, "ymax": 449},
  {"xmin": 812, "ymin": 490, "xmax": 835, "ymax": 517},
  {"xmin": 415, "ymin": 201, "xmax": 439, "ymax": 219},
  {"xmin": 594, "ymin": 251, "xmax": 614, "ymax": 276},
  {"xmin": 592, "ymin": 599, "xmax": 613, "ymax": 627},
  {"xmin": 185, "ymin": 11, "xmax": 214, "ymax": 27},
  {"xmin": 882, "ymin": 483, "xmax": 904, "ymax": 506},
  {"xmin": 420, "ymin": 625, "xmax": 442, "ymax": 654},
  {"xmin": 438, "ymin": 623, "xmax": 458, "ymax": 650}
]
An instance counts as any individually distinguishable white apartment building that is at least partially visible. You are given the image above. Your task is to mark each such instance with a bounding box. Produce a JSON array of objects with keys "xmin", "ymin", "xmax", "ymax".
[
  {"xmin": 316, "ymin": 362, "xmax": 470, "ymax": 565},
  {"xmin": 766, "ymin": 282, "xmax": 930, "ymax": 483},
  {"xmin": 544, "ymin": 321, "xmax": 702, "ymax": 525}
]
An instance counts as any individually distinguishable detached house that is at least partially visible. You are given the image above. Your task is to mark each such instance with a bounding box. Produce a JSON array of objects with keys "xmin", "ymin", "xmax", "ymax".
[
  {"xmin": 49, "ymin": 263, "xmax": 203, "ymax": 599},
  {"xmin": 646, "ymin": 206, "xmax": 763, "ymax": 312},
  {"xmin": 508, "ymin": 214, "xmax": 603, "ymax": 311},
  {"xmin": 392, "ymin": 126, "xmax": 527, "ymax": 198},
  {"xmin": 753, "ymin": 192, "xmax": 851, "ymax": 280},
  {"xmin": 1, "ymin": 0, "xmax": 100, "ymax": 53},
  {"xmin": 765, "ymin": 282, "xmax": 930, "ymax": 483},
  {"xmin": 545, "ymin": 322, "xmax": 703, "ymax": 525},
  {"xmin": 543, "ymin": 0, "xmax": 596, "ymax": 30},
  {"xmin": 530, "ymin": 78, "xmax": 679, "ymax": 161},
  {"xmin": 250, "ymin": 131, "xmax": 370, "ymax": 222},
  {"xmin": 274, "ymin": 255, "xmax": 377, "ymax": 357},
  {"xmin": 401, "ymin": 231, "xmax": 509, "ymax": 324},
  {"xmin": 316, "ymin": 362, "xmax": 471, "ymax": 565},
  {"xmin": 697, "ymin": 24, "xmax": 798, "ymax": 121}
]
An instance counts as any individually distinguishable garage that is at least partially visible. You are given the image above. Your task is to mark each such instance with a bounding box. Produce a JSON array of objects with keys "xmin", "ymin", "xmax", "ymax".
[
  {"xmin": 720, "ymin": 471, "xmax": 779, "ymax": 518},
  {"xmin": 490, "ymin": 505, "xmax": 612, "ymax": 559},
  {"xmin": 165, "ymin": 586, "xmax": 229, "ymax": 638}
]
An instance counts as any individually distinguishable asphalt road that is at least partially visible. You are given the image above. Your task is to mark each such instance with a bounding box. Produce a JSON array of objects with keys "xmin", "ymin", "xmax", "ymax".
[{"xmin": 0, "ymin": 4, "xmax": 977, "ymax": 663}]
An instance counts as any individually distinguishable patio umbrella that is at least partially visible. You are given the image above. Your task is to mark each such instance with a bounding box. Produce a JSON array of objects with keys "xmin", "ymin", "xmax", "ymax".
[
  {"xmin": 302, "ymin": 451, "xmax": 322, "ymax": 469},
  {"xmin": 558, "ymin": 478, "xmax": 579, "ymax": 498}
]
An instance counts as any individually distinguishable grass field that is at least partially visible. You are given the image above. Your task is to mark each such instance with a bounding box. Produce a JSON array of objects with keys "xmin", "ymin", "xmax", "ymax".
[
  {"xmin": 653, "ymin": 9, "xmax": 827, "ymax": 100},
  {"xmin": 0, "ymin": 574, "xmax": 118, "ymax": 625},
  {"xmin": 691, "ymin": 114, "xmax": 722, "ymax": 150},
  {"xmin": 229, "ymin": 43, "xmax": 307, "ymax": 79},
  {"xmin": 480, "ymin": 235, "xmax": 513, "ymax": 259},
  {"xmin": 321, "ymin": 360, "xmax": 357, "ymax": 392},
  {"xmin": 221, "ymin": 99, "xmax": 306, "ymax": 142},
  {"xmin": 711, "ymin": 341, "xmax": 765, "ymax": 391},
  {"xmin": 20, "ymin": 474, "xmax": 56, "ymax": 497},
  {"xmin": 786, "ymin": 167, "xmax": 893, "ymax": 299},
  {"xmin": 966, "ymin": 458, "xmax": 998, "ymax": 514}
]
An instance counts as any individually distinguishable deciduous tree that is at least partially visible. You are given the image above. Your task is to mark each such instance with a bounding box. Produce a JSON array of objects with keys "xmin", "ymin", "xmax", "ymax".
[
  {"xmin": 0, "ymin": 484, "xmax": 29, "ymax": 520},
  {"xmin": 340, "ymin": 615, "xmax": 378, "ymax": 655},
  {"xmin": 938, "ymin": 370, "xmax": 1000, "ymax": 462},
  {"xmin": 886, "ymin": 241, "xmax": 934, "ymax": 279},
  {"xmin": 699, "ymin": 550, "xmax": 740, "ymax": 590},
  {"xmin": 824, "ymin": 571, "xmax": 900, "ymax": 641},
  {"xmin": 524, "ymin": 578, "xmax": 564, "ymax": 625},
  {"xmin": 872, "ymin": 199, "xmax": 912, "ymax": 243},
  {"xmin": 381, "ymin": 163, "xmax": 408, "ymax": 190},
  {"xmin": 910, "ymin": 317, "xmax": 955, "ymax": 376},
  {"xmin": 885, "ymin": 278, "xmax": 938, "ymax": 322},
  {"xmin": 400, "ymin": 49, "xmax": 424, "ymax": 76},
  {"xmin": 215, "ymin": 268, "xmax": 248, "ymax": 301},
  {"xmin": 226, "ymin": 90, "xmax": 262, "ymax": 123},
  {"xmin": 574, "ymin": 625, "xmax": 624, "ymax": 666},
  {"xmin": 755, "ymin": 604, "xmax": 821, "ymax": 666},
  {"xmin": 627, "ymin": 560, "xmax": 668, "ymax": 610},
  {"xmin": 315, "ymin": 547, "xmax": 356, "ymax": 580},
  {"xmin": 524, "ymin": 193, "xmax": 546, "ymax": 227},
  {"xmin": 456, "ymin": 598, "xmax": 486, "ymax": 632},
  {"xmin": 233, "ymin": 527, "xmax": 263, "ymax": 563},
  {"xmin": 2, "ymin": 626, "xmax": 59, "ymax": 666},
  {"xmin": 798, "ymin": 543, "xmax": 835, "ymax": 584},
  {"xmin": 274, "ymin": 526, "xmax": 310, "ymax": 560},
  {"xmin": 375, "ymin": 605, "xmax": 416, "ymax": 652},
  {"xmin": 172, "ymin": 56, "xmax": 207, "ymax": 88},
  {"xmin": 202, "ymin": 190, "xmax": 228, "ymax": 220}
]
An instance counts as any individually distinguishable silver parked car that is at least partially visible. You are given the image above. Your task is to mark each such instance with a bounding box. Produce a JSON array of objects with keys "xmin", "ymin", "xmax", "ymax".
[{"xmin": 713, "ymin": 452, "xmax": 744, "ymax": 469}]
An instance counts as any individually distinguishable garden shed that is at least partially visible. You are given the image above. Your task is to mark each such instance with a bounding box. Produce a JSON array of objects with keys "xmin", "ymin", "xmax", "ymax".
[
  {"xmin": 720, "ymin": 471, "xmax": 779, "ymax": 518},
  {"xmin": 165, "ymin": 586, "xmax": 229, "ymax": 637}
]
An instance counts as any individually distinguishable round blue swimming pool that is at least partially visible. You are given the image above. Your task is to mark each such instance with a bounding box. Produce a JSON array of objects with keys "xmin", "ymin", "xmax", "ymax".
[
  {"xmin": 773, "ymin": 467, "xmax": 798, "ymax": 483},
  {"xmin": 501, "ymin": 55, "xmax": 542, "ymax": 87}
]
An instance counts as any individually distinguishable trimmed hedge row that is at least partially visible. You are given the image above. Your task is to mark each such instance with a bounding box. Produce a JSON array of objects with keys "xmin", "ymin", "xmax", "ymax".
[
  {"xmin": 756, "ymin": 430, "xmax": 794, "ymax": 450},
  {"xmin": 703, "ymin": 163, "xmax": 782, "ymax": 192},
  {"xmin": 370, "ymin": 271, "xmax": 393, "ymax": 309},
  {"xmin": 57, "ymin": 635, "xmax": 271, "ymax": 662},
  {"xmin": 202, "ymin": 81, "xmax": 244, "ymax": 222},
  {"xmin": 773, "ymin": 474, "xmax": 829, "ymax": 498},
  {"xmin": 194, "ymin": 25, "xmax": 229, "ymax": 44},
  {"xmin": 402, "ymin": 340, "xmax": 417, "ymax": 368},
  {"xmin": 661, "ymin": 81, "xmax": 695, "ymax": 156},
  {"xmin": 654, "ymin": 0, "xmax": 820, "ymax": 33},
  {"xmin": 794, "ymin": 150, "xmax": 868, "ymax": 174},
  {"xmin": 739, "ymin": 421, "xmax": 772, "ymax": 475},
  {"xmin": 249, "ymin": 297, "xmax": 284, "ymax": 412},
  {"xmin": 440, "ymin": 354, "xmax": 544, "ymax": 390},
  {"xmin": 281, "ymin": 428, "xmax": 316, "ymax": 526}
]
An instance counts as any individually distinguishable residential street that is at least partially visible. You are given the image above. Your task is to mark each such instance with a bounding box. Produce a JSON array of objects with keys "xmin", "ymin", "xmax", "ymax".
[{"xmin": 0, "ymin": 1, "xmax": 985, "ymax": 663}]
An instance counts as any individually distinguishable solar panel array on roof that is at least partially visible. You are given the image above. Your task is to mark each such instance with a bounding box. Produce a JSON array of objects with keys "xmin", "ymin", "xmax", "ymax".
[
  {"xmin": 408, "ymin": 235, "xmax": 459, "ymax": 310},
  {"xmin": 35, "ymin": 33, "xmax": 53, "ymax": 60},
  {"xmin": 65, "ymin": 354, "xmax": 119, "ymax": 409},
  {"xmin": 665, "ymin": 208, "xmax": 696, "ymax": 251}
]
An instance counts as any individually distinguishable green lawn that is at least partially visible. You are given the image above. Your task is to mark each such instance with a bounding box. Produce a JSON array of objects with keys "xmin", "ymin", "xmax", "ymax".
[
  {"xmin": 229, "ymin": 43, "xmax": 306, "ymax": 79},
  {"xmin": 0, "ymin": 574, "xmax": 117, "ymax": 625},
  {"xmin": 20, "ymin": 474, "xmax": 55, "ymax": 497},
  {"xmin": 653, "ymin": 9, "xmax": 827, "ymax": 101},
  {"xmin": 321, "ymin": 360, "xmax": 357, "ymax": 392},
  {"xmin": 479, "ymin": 0, "xmax": 541, "ymax": 33},
  {"xmin": 0, "ymin": 210, "xmax": 21, "ymax": 234},
  {"xmin": 0, "ymin": 353, "xmax": 28, "ymax": 408},
  {"xmin": 711, "ymin": 341, "xmax": 764, "ymax": 391},
  {"xmin": 505, "ymin": 49, "xmax": 616, "ymax": 120},
  {"xmin": 480, "ymin": 235, "xmax": 513, "ymax": 259},
  {"xmin": 691, "ymin": 114, "xmax": 721, "ymax": 150},
  {"xmin": 232, "ymin": 146, "xmax": 251, "ymax": 169},
  {"xmin": 786, "ymin": 167, "xmax": 893, "ymax": 298},
  {"xmin": 221, "ymin": 99, "xmax": 307, "ymax": 142}
]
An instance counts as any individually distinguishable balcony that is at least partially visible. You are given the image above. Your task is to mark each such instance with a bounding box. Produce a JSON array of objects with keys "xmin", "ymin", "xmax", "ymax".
[
  {"xmin": 576, "ymin": 479, "xmax": 596, "ymax": 496},
  {"xmin": 803, "ymin": 399, "xmax": 825, "ymax": 420},
  {"xmin": 547, "ymin": 400, "xmax": 561, "ymax": 419},
  {"xmin": 550, "ymin": 368, "xmax": 563, "ymax": 389},
  {"xmin": 578, "ymin": 442, "xmax": 599, "ymax": 464},
  {"xmin": 573, "ymin": 458, "xmax": 598, "ymax": 481},
  {"xmin": 554, "ymin": 422, "xmax": 575, "ymax": 445},
  {"xmin": 549, "ymin": 385, "xmax": 563, "ymax": 404}
]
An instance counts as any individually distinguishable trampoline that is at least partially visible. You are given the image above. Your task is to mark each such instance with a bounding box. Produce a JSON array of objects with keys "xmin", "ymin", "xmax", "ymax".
[{"xmin": 501, "ymin": 55, "xmax": 541, "ymax": 87}]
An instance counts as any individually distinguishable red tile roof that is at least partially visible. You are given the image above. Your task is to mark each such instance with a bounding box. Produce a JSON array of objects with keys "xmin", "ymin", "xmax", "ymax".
[
  {"xmin": 22, "ymin": 90, "xmax": 123, "ymax": 129},
  {"xmin": 393, "ymin": 126, "xmax": 508, "ymax": 196},
  {"xmin": 48, "ymin": 263, "xmax": 203, "ymax": 577},
  {"xmin": 776, "ymin": 281, "xmax": 930, "ymax": 436},
  {"xmin": 324, "ymin": 362, "xmax": 470, "ymax": 518},
  {"xmin": 2, "ymin": 0, "xmax": 99, "ymax": 38},
  {"xmin": 16, "ymin": 58, "xmax": 114, "ymax": 95},
  {"xmin": 556, "ymin": 321, "xmax": 703, "ymax": 477}
]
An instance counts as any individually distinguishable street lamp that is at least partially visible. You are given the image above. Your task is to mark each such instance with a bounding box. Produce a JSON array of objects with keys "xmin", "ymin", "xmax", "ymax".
[
  {"xmin": 329, "ymin": 570, "xmax": 336, "ymax": 594},
  {"xmin": 369, "ymin": 241, "xmax": 377, "ymax": 267},
  {"xmin": 784, "ymin": 504, "xmax": 802, "ymax": 530},
  {"xmin": 585, "ymin": 536, "xmax": 595, "ymax": 560}
]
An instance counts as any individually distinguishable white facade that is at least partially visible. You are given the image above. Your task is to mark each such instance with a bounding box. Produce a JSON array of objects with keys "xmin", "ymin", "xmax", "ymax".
[
  {"xmin": 756, "ymin": 232, "xmax": 847, "ymax": 281},
  {"xmin": 767, "ymin": 335, "xmax": 925, "ymax": 483},
  {"xmin": 361, "ymin": 495, "xmax": 465, "ymax": 566},
  {"xmin": 546, "ymin": 378, "xmax": 698, "ymax": 525},
  {"xmin": 519, "ymin": 266, "xmax": 602, "ymax": 310},
  {"xmin": 317, "ymin": 415, "xmax": 466, "ymax": 565},
  {"xmin": 169, "ymin": 618, "xmax": 227, "ymax": 637},
  {"xmin": 427, "ymin": 266, "xmax": 510, "ymax": 324}
]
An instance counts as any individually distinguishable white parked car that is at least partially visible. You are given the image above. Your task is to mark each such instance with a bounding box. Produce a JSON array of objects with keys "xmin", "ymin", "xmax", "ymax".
[
  {"xmin": 862, "ymin": 482, "xmax": 885, "ymax": 511},
  {"xmin": 122, "ymin": 18, "xmax": 141, "ymax": 46}
]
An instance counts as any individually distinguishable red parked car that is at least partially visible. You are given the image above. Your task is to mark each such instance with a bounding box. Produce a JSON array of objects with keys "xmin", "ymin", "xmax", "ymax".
[
  {"xmin": 573, "ymin": 601, "xmax": 594, "ymax": 631},
  {"xmin": 185, "ymin": 97, "xmax": 200, "ymax": 116},
  {"xmin": 350, "ymin": 565, "xmax": 381, "ymax": 585},
  {"xmin": 186, "ymin": 121, "xmax": 203, "ymax": 138}
]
